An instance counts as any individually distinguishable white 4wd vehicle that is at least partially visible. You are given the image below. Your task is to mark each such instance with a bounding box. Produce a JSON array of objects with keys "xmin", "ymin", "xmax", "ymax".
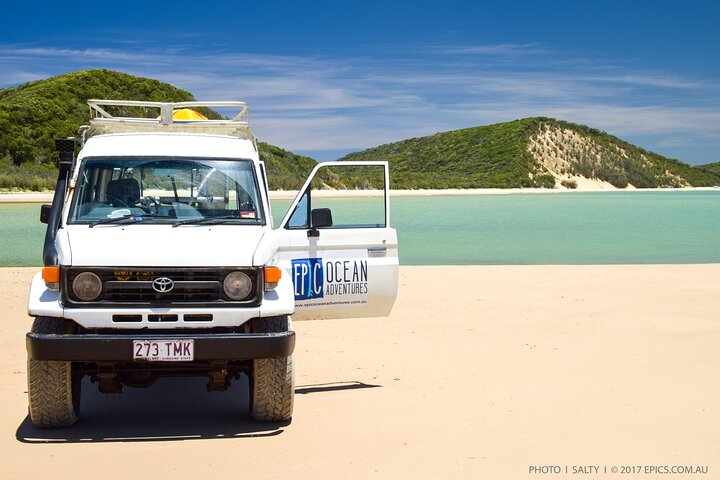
[{"xmin": 27, "ymin": 100, "xmax": 398, "ymax": 427}]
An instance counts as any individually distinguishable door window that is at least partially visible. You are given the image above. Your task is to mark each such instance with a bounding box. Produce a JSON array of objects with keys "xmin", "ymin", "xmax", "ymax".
[{"xmin": 285, "ymin": 163, "xmax": 387, "ymax": 230}]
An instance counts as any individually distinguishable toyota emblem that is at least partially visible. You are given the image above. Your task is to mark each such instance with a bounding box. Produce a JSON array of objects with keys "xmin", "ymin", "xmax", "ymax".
[{"xmin": 152, "ymin": 277, "xmax": 174, "ymax": 293}]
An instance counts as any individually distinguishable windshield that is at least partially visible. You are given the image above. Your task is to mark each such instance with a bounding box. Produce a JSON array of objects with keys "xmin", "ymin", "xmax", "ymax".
[{"xmin": 69, "ymin": 157, "xmax": 265, "ymax": 225}]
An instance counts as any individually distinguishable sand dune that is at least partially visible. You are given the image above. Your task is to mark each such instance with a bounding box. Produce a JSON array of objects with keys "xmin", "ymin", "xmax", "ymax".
[{"xmin": 1, "ymin": 265, "xmax": 718, "ymax": 479}]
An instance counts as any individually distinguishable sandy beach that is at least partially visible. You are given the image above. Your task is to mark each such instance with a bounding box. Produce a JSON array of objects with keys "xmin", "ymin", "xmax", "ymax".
[
  {"xmin": 1, "ymin": 264, "xmax": 718, "ymax": 479},
  {"xmin": 1, "ymin": 186, "xmax": 718, "ymax": 203}
]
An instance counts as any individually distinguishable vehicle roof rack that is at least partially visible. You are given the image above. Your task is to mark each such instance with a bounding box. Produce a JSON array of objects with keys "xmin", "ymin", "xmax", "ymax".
[{"xmin": 84, "ymin": 100, "xmax": 256, "ymax": 147}]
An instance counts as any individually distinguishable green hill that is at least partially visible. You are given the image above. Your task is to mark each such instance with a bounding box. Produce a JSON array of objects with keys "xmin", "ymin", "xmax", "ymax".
[
  {"xmin": 0, "ymin": 69, "xmax": 317, "ymax": 191},
  {"xmin": 257, "ymin": 142, "xmax": 319, "ymax": 190},
  {"xmin": 695, "ymin": 162, "xmax": 720, "ymax": 178},
  {"xmin": 338, "ymin": 117, "xmax": 720, "ymax": 189}
]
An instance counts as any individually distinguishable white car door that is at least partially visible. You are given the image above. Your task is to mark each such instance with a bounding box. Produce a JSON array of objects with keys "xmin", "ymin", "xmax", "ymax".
[{"xmin": 276, "ymin": 161, "xmax": 399, "ymax": 320}]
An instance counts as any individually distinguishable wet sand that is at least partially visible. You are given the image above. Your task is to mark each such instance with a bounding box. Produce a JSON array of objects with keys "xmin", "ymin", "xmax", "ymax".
[{"xmin": 1, "ymin": 265, "xmax": 718, "ymax": 479}]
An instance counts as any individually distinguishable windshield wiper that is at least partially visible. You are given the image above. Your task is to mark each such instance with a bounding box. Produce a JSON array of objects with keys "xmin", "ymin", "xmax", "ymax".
[
  {"xmin": 89, "ymin": 214, "xmax": 173, "ymax": 228},
  {"xmin": 172, "ymin": 215, "xmax": 240, "ymax": 228}
]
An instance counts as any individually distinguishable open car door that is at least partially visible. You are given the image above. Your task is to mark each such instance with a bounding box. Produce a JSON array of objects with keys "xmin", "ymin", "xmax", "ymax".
[{"xmin": 276, "ymin": 161, "xmax": 399, "ymax": 320}]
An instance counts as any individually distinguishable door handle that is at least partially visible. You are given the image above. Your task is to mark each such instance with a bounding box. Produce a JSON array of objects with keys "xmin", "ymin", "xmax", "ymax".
[{"xmin": 368, "ymin": 246, "xmax": 387, "ymax": 255}]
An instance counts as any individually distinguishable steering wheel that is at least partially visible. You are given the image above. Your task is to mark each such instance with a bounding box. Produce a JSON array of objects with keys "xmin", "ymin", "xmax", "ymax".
[
  {"xmin": 106, "ymin": 193, "xmax": 130, "ymax": 208},
  {"xmin": 133, "ymin": 196, "xmax": 159, "ymax": 214},
  {"xmin": 139, "ymin": 196, "xmax": 160, "ymax": 207}
]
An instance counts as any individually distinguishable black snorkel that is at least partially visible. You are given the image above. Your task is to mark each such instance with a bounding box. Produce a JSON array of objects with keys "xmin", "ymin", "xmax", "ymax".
[{"xmin": 41, "ymin": 138, "xmax": 76, "ymax": 267}]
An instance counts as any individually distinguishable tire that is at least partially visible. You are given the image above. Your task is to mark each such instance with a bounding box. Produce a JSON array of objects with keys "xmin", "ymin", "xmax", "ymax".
[
  {"xmin": 249, "ymin": 316, "xmax": 294, "ymax": 422},
  {"xmin": 27, "ymin": 317, "xmax": 81, "ymax": 428}
]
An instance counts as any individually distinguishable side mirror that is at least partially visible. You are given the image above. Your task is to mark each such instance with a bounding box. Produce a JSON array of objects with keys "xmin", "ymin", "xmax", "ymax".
[
  {"xmin": 40, "ymin": 204, "xmax": 51, "ymax": 224},
  {"xmin": 308, "ymin": 208, "xmax": 333, "ymax": 237},
  {"xmin": 311, "ymin": 208, "xmax": 333, "ymax": 228}
]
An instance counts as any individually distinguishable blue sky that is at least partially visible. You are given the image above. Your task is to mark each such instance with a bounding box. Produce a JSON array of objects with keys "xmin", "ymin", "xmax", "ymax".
[{"xmin": 1, "ymin": 0, "xmax": 718, "ymax": 163}]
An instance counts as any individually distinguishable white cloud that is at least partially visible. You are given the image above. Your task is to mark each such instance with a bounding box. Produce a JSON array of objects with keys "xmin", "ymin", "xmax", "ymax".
[{"xmin": 434, "ymin": 43, "xmax": 552, "ymax": 56}]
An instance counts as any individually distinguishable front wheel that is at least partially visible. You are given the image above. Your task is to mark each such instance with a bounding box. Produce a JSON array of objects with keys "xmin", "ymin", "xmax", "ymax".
[
  {"xmin": 27, "ymin": 317, "xmax": 81, "ymax": 428},
  {"xmin": 249, "ymin": 316, "xmax": 294, "ymax": 422}
]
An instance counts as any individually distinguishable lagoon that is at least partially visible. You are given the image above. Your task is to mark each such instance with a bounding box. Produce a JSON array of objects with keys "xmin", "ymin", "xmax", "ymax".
[{"xmin": 1, "ymin": 191, "xmax": 719, "ymax": 266}]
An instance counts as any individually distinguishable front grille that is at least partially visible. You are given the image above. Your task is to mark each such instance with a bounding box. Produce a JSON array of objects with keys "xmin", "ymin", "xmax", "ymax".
[{"xmin": 63, "ymin": 267, "xmax": 262, "ymax": 308}]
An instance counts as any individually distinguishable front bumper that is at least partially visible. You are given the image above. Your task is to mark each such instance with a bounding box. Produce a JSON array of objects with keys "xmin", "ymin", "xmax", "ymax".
[{"xmin": 26, "ymin": 331, "xmax": 295, "ymax": 362}]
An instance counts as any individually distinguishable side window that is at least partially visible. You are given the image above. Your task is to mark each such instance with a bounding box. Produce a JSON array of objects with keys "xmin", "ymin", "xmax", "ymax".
[
  {"xmin": 284, "ymin": 163, "xmax": 387, "ymax": 230},
  {"xmin": 288, "ymin": 189, "xmax": 309, "ymax": 228}
]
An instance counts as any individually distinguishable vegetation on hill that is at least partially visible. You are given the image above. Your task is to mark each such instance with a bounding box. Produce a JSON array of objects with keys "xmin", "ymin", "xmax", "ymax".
[
  {"xmin": 0, "ymin": 70, "xmax": 195, "ymax": 190},
  {"xmin": 338, "ymin": 117, "xmax": 720, "ymax": 189},
  {"xmin": 258, "ymin": 142, "xmax": 319, "ymax": 190},
  {"xmin": 0, "ymin": 70, "xmax": 197, "ymax": 167},
  {"xmin": 0, "ymin": 70, "xmax": 318, "ymax": 191},
  {"xmin": 339, "ymin": 118, "xmax": 543, "ymax": 189},
  {"xmin": 695, "ymin": 162, "xmax": 720, "ymax": 179}
]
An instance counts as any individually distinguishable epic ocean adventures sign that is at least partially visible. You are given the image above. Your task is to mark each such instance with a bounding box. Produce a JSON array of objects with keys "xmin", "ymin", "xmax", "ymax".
[{"xmin": 292, "ymin": 257, "xmax": 369, "ymax": 305}]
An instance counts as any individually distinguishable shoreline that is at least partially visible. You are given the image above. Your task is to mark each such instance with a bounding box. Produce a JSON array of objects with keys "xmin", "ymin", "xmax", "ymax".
[{"xmin": 1, "ymin": 186, "xmax": 718, "ymax": 203}]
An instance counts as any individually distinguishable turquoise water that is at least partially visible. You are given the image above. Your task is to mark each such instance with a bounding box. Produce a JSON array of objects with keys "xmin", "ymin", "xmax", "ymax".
[
  {"xmin": 2, "ymin": 191, "xmax": 719, "ymax": 266},
  {"xmin": 391, "ymin": 191, "xmax": 720, "ymax": 264},
  {"xmin": 0, "ymin": 203, "xmax": 46, "ymax": 267}
]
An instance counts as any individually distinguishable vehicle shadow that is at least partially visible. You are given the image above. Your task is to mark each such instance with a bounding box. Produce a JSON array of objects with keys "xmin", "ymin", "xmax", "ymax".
[
  {"xmin": 16, "ymin": 376, "xmax": 287, "ymax": 444},
  {"xmin": 295, "ymin": 381, "xmax": 381, "ymax": 395}
]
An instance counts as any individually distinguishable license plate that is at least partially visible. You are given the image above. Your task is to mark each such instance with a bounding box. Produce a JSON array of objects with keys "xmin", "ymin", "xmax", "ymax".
[{"xmin": 133, "ymin": 339, "xmax": 194, "ymax": 362}]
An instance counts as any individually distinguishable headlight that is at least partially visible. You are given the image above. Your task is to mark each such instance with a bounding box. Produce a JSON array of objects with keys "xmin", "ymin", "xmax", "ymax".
[
  {"xmin": 223, "ymin": 271, "xmax": 253, "ymax": 300},
  {"xmin": 72, "ymin": 271, "xmax": 102, "ymax": 301}
]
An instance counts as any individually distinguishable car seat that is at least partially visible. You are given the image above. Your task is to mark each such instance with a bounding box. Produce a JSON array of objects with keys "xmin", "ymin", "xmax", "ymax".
[{"xmin": 105, "ymin": 178, "xmax": 141, "ymax": 207}]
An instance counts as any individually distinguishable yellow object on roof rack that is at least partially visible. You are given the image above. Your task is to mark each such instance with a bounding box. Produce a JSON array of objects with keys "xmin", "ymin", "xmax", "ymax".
[{"xmin": 157, "ymin": 108, "xmax": 208, "ymax": 121}]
